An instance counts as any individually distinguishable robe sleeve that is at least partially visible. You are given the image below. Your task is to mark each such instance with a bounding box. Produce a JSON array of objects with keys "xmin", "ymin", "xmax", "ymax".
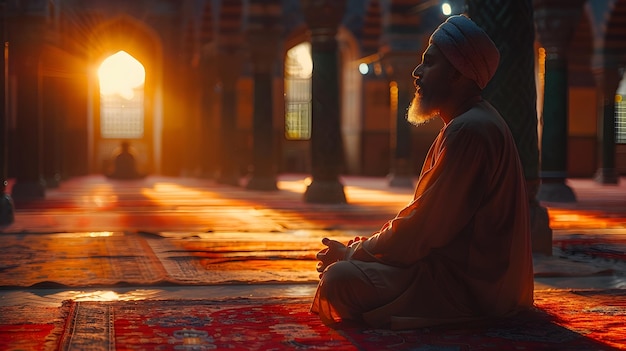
[{"xmin": 350, "ymin": 119, "xmax": 498, "ymax": 267}]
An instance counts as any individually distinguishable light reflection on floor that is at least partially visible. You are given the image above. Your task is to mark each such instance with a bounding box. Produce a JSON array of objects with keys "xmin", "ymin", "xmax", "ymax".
[
  {"xmin": 0, "ymin": 284, "xmax": 319, "ymax": 307},
  {"xmin": 548, "ymin": 208, "xmax": 626, "ymax": 230},
  {"xmin": 3, "ymin": 275, "xmax": 625, "ymax": 308}
]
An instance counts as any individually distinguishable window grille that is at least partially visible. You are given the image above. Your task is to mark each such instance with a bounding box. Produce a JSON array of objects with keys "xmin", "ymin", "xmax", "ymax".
[
  {"xmin": 284, "ymin": 43, "xmax": 312, "ymax": 140},
  {"xmin": 617, "ymin": 94, "xmax": 626, "ymax": 144},
  {"xmin": 100, "ymin": 90, "xmax": 144, "ymax": 139}
]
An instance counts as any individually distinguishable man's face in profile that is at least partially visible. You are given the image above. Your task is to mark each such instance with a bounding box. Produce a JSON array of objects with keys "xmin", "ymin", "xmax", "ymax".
[{"xmin": 407, "ymin": 44, "xmax": 454, "ymax": 126}]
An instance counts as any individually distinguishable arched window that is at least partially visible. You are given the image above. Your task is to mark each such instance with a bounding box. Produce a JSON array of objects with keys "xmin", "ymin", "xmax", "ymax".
[
  {"xmin": 284, "ymin": 42, "xmax": 312, "ymax": 140},
  {"xmin": 617, "ymin": 72, "xmax": 626, "ymax": 144},
  {"xmin": 617, "ymin": 94, "xmax": 626, "ymax": 144},
  {"xmin": 98, "ymin": 50, "xmax": 145, "ymax": 139}
]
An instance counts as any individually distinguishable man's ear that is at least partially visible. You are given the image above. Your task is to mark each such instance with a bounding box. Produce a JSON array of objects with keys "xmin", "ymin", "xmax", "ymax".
[{"xmin": 450, "ymin": 69, "xmax": 463, "ymax": 82}]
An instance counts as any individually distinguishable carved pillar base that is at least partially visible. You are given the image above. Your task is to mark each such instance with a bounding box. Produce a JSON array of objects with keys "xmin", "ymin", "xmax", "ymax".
[
  {"xmin": 304, "ymin": 179, "xmax": 346, "ymax": 204},
  {"xmin": 594, "ymin": 168, "xmax": 620, "ymax": 185}
]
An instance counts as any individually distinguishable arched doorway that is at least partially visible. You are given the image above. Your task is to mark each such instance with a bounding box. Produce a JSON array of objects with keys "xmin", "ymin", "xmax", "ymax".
[
  {"xmin": 98, "ymin": 50, "xmax": 147, "ymax": 176},
  {"xmin": 87, "ymin": 15, "xmax": 163, "ymax": 175}
]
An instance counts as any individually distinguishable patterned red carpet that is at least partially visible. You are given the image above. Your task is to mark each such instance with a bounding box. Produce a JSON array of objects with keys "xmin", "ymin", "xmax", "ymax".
[{"xmin": 1, "ymin": 290, "xmax": 624, "ymax": 351}]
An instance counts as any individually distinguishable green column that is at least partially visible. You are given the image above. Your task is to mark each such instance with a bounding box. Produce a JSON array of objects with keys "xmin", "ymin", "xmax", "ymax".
[
  {"xmin": 538, "ymin": 57, "xmax": 576, "ymax": 201},
  {"xmin": 301, "ymin": 0, "xmax": 347, "ymax": 204},
  {"xmin": 593, "ymin": 65, "xmax": 620, "ymax": 184},
  {"xmin": 532, "ymin": 0, "xmax": 584, "ymax": 202}
]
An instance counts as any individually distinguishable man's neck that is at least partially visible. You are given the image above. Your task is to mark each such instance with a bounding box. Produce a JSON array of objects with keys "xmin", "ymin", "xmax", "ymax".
[{"xmin": 440, "ymin": 94, "xmax": 482, "ymax": 124}]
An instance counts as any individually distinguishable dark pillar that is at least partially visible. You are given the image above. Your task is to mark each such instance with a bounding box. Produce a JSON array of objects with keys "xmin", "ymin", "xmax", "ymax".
[
  {"xmin": 301, "ymin": 0, "xmax": 347, "ymax": 203},
  {"xmin": 593, "ymin": 64, "xmax": 620, "ymax": 184},
  {"xmin": 42, "ymin": 76, "xmax": 62, "ymax": 188},
  {"xmin": 244, "ymin": 0, "xmax": 282, "ymax": 191},
  {"xmin": 381, "ymin": 54, "xmax": 417, "ymax": 188},
  {"xmin": 199, "ymin": 55, "xmax": 220, "ymax": 179},
  {"xmin": 381, "ymin": 0, "xmax": 423, "ymax": 188},
  {"xmin": 215, "ymin": 51, "xmax": 243, "ymax": 186},
  {"xmin": 533, "ymin": 0, "xmax": 584, "ymax": 202},
  {"xmin": 10, "ymin": 13, "xmax": 46, "ymax": 201},
  {"xmin": 467, "ymin": 0, "xmax": 553, "ymax": 255},
  {"xmin": 0, "ymin": 1, "xmax": 14, "ymax": 224}
]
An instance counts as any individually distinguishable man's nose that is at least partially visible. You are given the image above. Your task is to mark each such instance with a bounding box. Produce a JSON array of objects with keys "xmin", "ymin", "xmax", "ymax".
[{"xmin": 412, "ymin": 65, "xmax": 421, "ymax": 78}]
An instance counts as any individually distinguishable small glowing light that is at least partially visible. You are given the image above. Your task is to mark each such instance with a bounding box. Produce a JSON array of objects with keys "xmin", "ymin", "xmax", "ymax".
[
  {"xmin": 442, "ymin": 2, "xmax": 452, "ymax": 16},
  {"xmin": 617, "ymin": 95, "xmax": 623, "ymax": 103},
  {"xmin": 359, "ymin": 63, "xmax": 369, "ymax": 75},
  {"xmin": 88, "ymin": 232, "xmax": 115, "ymax": 237}
]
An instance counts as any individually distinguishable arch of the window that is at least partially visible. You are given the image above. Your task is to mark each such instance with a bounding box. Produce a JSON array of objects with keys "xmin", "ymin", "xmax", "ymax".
[
  {"xmin": 284, "ymin": 42, "xmax": 312, "ymax": 140},
  {"xmin": 98, "ymin": 50, "xmax": 146, "ymax": 139}
]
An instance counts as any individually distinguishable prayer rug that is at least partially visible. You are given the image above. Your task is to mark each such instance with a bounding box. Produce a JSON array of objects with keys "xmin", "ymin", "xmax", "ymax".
[
  {"xmin": 0, "ymin": 305, "xmax": 67, "ymax": 351},
  {"xmin": 0, "ymin": 232, "xmax": 167, "ymax": 288},
  {"xmin": 144, "ymin": 232, "xmax": 322, "ymax": 284},
  {"xmin": 550, "ymin": 234, "xmax": 626, "ymax": 276},
  {"xmin": 10, "ymin": 289, "xmax": 622, "ymax": 351}
]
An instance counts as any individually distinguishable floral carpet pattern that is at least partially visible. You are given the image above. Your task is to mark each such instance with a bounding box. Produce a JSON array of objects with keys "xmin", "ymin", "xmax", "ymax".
[{"xmin": 1, "ymin": 290, "xmax": 624, "ymax": 351}]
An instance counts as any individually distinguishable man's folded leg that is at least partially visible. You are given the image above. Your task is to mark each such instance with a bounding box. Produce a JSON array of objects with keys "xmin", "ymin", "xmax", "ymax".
[{"xmin": 311, "ymin": 260, "xmax": 413, "ymax": 326}]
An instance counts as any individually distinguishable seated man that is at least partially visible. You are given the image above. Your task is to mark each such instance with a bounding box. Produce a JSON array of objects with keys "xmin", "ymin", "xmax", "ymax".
[
  {"xmin": 311, "ymin": 15, "xmax": 534, "ymax": 330},
  {"xmin": 108, "ymin": 141, "xmax": 144, "ymax": 180}
]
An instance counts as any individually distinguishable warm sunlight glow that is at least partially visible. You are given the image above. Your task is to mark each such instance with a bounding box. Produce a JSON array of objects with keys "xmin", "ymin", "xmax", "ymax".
[
  {"xmin": 78, "ymin": 184, "xmax": 118, "ymax": 209},
  {"xmin": 285, "ymin": 42, "xmax": 312, "ymax": 78},
  {"xmin": 98, "ymin": 51, "xmax": 145, "ymax": 100},
  {"xmin": 548, "ymin": 209, "xmax": 626, "ymax": 229}
]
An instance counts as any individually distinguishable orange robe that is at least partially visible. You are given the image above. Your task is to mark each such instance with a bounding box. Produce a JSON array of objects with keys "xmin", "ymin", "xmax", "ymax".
[{"xmin": 311, "ymin": 100, "xmax": 534, "ymax": 329}]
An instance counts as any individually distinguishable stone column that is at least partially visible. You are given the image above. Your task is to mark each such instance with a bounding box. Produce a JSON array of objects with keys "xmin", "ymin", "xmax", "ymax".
[
  {"xmin": 592, "ymin": 64, "xmax": 621, "ymax": 184},
  {"xmin": 381, "ymin": 54, "xmax": 417, "ymax": 188},
  {"xmin": 244, "ymin": 0, "xmax": 282, "ymax": 191},
  {"xmin": 215, "ymin": 51, "xmax": 243, "ymax": 186},
  {"xmin": 0, "ymin": 1, "xmax": 14, "ymax": 224},
  {"xmin": 42, "ymin": 76, "xmax": 63, "ymax": 188},
  {"xmin": 301, "ymin": 0, "xmax": 347, "ymax": 203},
  {"xmin": 10, "ymin": 11, "xmax": 46, "ymax": 201},
  {"xmin": 380, "ymin": 0, "xmax": 423, "ymax": 188},
  {"xmin": 534, "ymin": 0, "xmax": 585, "ymax": 202},
  {"xmin": 467, "ymin": 0, "xmax": 554, "ymax": 255}
]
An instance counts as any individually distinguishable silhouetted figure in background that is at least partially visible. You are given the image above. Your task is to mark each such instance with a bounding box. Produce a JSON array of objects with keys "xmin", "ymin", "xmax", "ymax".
[{"xmin": 107, "ymin": 141, "xmax": 144, "ymax": 180}]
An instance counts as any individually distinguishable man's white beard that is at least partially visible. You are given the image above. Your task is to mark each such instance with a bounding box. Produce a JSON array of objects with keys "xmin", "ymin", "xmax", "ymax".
[{"xmin": 406, "ymin": 93, "xmax": 439, "ymax": 126}]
